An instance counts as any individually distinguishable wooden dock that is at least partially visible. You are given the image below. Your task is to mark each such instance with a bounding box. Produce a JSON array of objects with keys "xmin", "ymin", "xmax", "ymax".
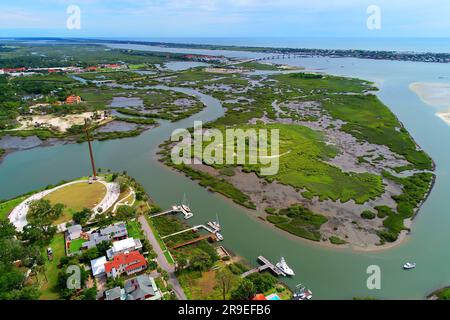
[
  {"xmin": 241, "ymin": 256, "xmax": 285, "ymax": 278},
  {"xmin": 171, "ymin": 234, "xmax": 217, "ymax": 249}
]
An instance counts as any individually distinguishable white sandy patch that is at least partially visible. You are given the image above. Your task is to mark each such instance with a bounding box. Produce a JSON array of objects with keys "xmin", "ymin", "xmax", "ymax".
[
  {"xmin": 409, "ymin": 82, "xmax": 450, "ymax": 108},
  {"xmin": 16, "ymin": 112, "xmax": 109, "ymax": 132},
  {"xmin": 410, "ymin": 82, "xmax": 450, "ymax": 127}
]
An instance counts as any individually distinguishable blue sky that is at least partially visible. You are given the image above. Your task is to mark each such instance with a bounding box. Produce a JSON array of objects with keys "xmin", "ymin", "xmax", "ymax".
[{"xmin": 1, "ymin": 0, "xmax": 450, "ymax": 38}]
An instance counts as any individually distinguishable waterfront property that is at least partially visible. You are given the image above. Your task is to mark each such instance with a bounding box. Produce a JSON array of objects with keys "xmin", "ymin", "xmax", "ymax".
[{"xmin": 104, "ymin": 250, "xmax": 147, "ymax": 278}]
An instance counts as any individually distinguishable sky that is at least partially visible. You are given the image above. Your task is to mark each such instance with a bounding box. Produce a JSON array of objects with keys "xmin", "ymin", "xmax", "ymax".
[{"xmin": 1, "ymin": 0, "xmax": 450, "ymax": 38}]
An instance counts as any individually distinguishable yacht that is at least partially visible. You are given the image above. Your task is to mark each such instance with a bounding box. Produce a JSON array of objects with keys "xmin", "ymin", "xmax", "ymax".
[
  {"xmin": 276, "ymin": 257, "xmax": 295, "ymax": 276},
  {"xmin": 292, "ymin": 284, "xmax": 312, "ymax": 300},
  {"xmin": 403, "ymin": 262, "xmax": 416, "ymax": 270}
]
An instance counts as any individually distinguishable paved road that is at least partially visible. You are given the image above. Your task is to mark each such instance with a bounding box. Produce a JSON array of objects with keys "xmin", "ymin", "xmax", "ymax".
[{"xmin": 138, "ymin": 215, "xmax": 187, "ymax": 300}]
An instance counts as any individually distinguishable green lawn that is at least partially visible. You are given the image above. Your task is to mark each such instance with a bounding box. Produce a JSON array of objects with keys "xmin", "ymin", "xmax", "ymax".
[
  {"xmin": 146, "ymin": 216, "xmax": 175, "ymax": 265},
  {"xmin": 127, "ymin": 220, "xmax": 143, "ymax": 239},
  {"xmin": 0, "ymin": 196, "xmax": 26, "ymax": 220},
  {"xmin": 44, "ymin": 181, "xmax": 107, "ymax": 224},
  {"xmin": 69, "ymin": 238, "xmax": 85, "ymax": 254},
  {"xmin": 38, "ymin": 234, "xmax": 65, "ymax": 300}
]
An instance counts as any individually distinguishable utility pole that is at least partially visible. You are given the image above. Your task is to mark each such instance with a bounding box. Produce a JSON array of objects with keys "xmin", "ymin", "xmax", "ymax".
[{"xmin": 84, "ymin": 119, "xmax": 97, "ymax": 180}]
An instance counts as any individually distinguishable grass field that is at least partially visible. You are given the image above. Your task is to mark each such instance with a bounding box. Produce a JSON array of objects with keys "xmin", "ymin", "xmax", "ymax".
[
  {"xmin": 44, "ymin": 181, "xmax": 106, "ymax": 224},
  {"xmin": 68, "ymin": 238, "xmax": 85, "ymax": 254},
  {"xmin": 127, "ymin": 220, "xmax": 143, "ymax": 239},
  {"xmin": 38, "ymin": 233, "xmax": 65, "ymax": 300},
  {"xmin": 0, "ymin": 196, "xmax": 26, "ymax": 220}
]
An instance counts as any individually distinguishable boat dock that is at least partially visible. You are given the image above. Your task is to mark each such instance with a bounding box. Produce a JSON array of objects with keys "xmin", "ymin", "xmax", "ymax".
[
  {"xmin": 171, "ymin": 234, "xmax": 217, "ymax": 249},
  {"xmin": 241, "ymin": 256, "xmax": 285, "ymax": 278},
  {"xmin": 161, "ymin": 222, "xmax": 221, "ymax": 241},
  {"xmin": 149, "ymin": 205, "xmax": 193, "ymax": 220}
]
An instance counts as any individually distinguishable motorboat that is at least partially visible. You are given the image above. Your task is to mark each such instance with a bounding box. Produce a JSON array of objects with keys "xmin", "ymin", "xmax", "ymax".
[
  {"xmin": 276, "ymin": 257, "xmax": 295, "ymax": 276},
  {"xmin": 403, "ymin": 262, "xmax": 416, "ymax": 270},
  {"xmin": 215, "ymin": 233, "xmax": 224, "ymax": 241},
  {"xmin": 292, "ymin": 284, "xmax": 312, "ymax": 300}
]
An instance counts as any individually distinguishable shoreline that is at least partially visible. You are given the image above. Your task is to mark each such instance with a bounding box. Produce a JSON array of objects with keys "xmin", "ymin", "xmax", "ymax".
[{"xmin": 155, "ymin": 153, "xmax": 429, "ymax": 253}]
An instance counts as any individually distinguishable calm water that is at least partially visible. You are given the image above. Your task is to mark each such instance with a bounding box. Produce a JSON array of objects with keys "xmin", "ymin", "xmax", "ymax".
[
  {"xmin": 2, "ymin": 43, "xmax": 450, "ymax": 299},
  {"xmin": 106, "ymin": 37, "xmax": 450, "ymax": 53}
]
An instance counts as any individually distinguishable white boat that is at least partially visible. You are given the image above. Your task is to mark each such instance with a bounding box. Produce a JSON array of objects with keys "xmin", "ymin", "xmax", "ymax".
[
  {"xmin": 292, "ymin": 284, "xmax": 312, "ymax": 300},
  {"xmin": 403, "ymin": 262, "xmax": 416, "ymax": 270},
  {"xmin": 182, "ymin": 204, "xmax": 191, "ymax": 213},
  {"xmin": 215, "ymin": 233, "xmax": 224, "ymax": 241},
  {"xmin": 276, "ymin": 257, "xmax": 295, "ymax": 276}
]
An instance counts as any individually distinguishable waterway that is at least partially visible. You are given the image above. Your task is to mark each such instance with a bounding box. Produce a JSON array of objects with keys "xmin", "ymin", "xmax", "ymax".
[{"xmin": 2, "ymin": 44, "xmax": 450, "ymax": 299}]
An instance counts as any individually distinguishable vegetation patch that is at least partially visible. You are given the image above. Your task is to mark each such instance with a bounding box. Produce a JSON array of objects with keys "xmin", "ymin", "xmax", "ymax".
[{"xmin": 267, "ymin": 205, "xmax": 327, "ymax": 242}]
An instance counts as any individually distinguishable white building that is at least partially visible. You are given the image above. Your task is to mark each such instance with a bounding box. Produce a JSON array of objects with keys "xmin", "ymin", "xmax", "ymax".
[{"xmin": 106, "ymin": 237, "xmax": 142, "ymax": 259}]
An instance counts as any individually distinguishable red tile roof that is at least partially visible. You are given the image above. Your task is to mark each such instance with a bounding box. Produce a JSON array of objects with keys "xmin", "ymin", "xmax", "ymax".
[
  {"xmin": 65, "ymin": 95, "xmax": 81, "ymax": 104},
  {"xmin": 105, "ymin": 250, "xmax": 146, "ymax": 273},
  {"xmin": 251, "ymin": 294, "xmax": 267, "ymax": 301}
]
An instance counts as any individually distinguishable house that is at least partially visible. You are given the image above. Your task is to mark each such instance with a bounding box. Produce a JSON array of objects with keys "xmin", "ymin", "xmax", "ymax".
[
  {"xmin": 82, "ymin": 222, "xmax": 128, "ymax": 250},
  {"xmin": 104, "ymin": 287, "xmax": 126, "ymax": 300},
  {"xmin": 100, "ymin": 222, "xmax": 128, "ymax": 241},
  {"xmin": 65, "ymin": 95, "xmax": 82, "ymax": 105},
  {"xmin": 124, "ymin": 275, "xmax": 162, "ymax": 300},
  {"xmin": 67, "ymin": 224, "xmax": 82, "ymax": 241},
  {"xmin": 251, "ymin": 294, "xmax": 267, "ymax": 301},
  {"xmin": 82, "ymin": 233, "xmax": 110, "ymax": 250},
  {"xmin": 104, "ymin": 251, "xmax": 147, "ymax": 278},
  {"xmin": 91, "ymin": 256, "xmax": 107, "ymax": 277},
  {"xmin": 106, "ymin": 237, "xmax": 143, "ymax": 259},
  {"xmin": 86, "ymin": 66, "xmax": 98, "ymax": 72}
]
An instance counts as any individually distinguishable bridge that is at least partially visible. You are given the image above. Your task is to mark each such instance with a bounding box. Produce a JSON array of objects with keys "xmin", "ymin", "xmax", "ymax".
[{"xmin": 241, "ymin": 256, "xmax": 285, "ymax": 278}]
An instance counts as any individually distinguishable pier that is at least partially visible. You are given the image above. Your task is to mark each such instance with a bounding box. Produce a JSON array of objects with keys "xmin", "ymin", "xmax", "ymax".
[
  {"xmin": 161, "ymin": 222, "xmax": 221, "ymax": 241},
  {"xmin": 241, "ymin": 256, "xmax": 285, "ymax": 278},
  {"xmin": 149, "ymin": 205, "xmax": 193, "ymax": 220},
  {"xmin": 171, "ymin": 234, "xmax": 217, "ymax": 249}
]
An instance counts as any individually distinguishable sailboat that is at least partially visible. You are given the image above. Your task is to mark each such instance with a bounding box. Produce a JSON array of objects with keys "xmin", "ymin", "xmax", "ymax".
[{"xmin": 181, "ymin": 193, "xmax": 193, "ymax": 219}]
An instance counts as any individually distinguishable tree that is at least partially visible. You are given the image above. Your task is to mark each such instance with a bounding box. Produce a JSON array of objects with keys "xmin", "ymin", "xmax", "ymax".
[
  {"xmin": 0, "ymin": 220, "xmax": 16, "ymax": 239},
  {"xmin": 21, "ymin": 223, "xmax": 56, "ymax": 246},
  {"xmin": 189, "ymin": 249, "xmax": 212, "ymax": 271},
  {"xmin": 231, "ymin": 278, "xmax": 256, "ymax": 300},
  {"xmin": 216, "ymin": 268, "xmax": 234, "ymax": 300},
  {"xmin": 28, "ymin": 199, "xmax": 64, "ymax": 224},
  {"xmin": 176, "ymin": 253, "xmax": 188, "ymax": 271},
  {"xmin": 248, "ymin": 272, "xmax": 277, "ymax": 293},
  {"xmin": 73, "ymin": 208, "xmax": 92, "ymax": 225},
  {"xmin": 116, "ymin": 205, "xmax": 136, "ymax": 219},
  {"xmin": 81, "ymin": 287, "xmax": 97, "ymax": 300}
]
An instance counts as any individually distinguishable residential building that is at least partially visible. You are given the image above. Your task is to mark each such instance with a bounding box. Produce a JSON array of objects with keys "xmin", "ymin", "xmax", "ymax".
[
  {"xmin": 106, "ymin": 237, "xmax": 143, "ymax": 259},
  {"xmin": 82, "ymin": 233, "xmax": 110, "ymax": 250},
  {"xmin": 100, "ymin": 222, "xmax": 128, "ymax": 241},
  {"xmin": 104, "ymin": 251, "xmax": 147, "ymax": 278},
  {"xmin": 67, "ymin": 224, "xmax": 82, "ymax": 241},
  {"xmin": 104, "ymin": 287, "xmax": 126, "ymax": 300},
  {"xmin": 91, "ymin": 256, "xmax": 107, "ymax": 277},
  {"xmin": 81, "ymin": 222, "xmax": 128, "ymax": 250},
  {"xmin": 65, "ymin": 95, "xmax": 82, "ymax": 105},
  {"xmin": 124, "ymin": 275, "xmax": 162, "ymax": 300}
]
